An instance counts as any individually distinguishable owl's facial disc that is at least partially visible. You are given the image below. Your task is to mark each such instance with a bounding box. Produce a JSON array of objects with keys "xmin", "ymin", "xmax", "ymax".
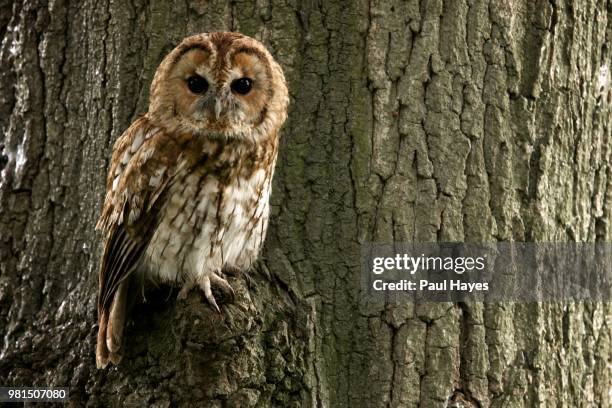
[
  {"xmin": 181, "ymin": 61, "xmax": 267, "ymax": 135},
  {"xmin": 150, "ymin": 33, "xmax": 285, "ymax": 139},
  {"xmin": 172, "ymin": 50, "xmax": 258, "ymax": 132}
]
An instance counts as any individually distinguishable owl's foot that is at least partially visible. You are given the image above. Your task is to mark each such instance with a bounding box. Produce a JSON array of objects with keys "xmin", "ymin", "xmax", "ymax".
[
  {"xmin": 201, "ymin": 272, "xmax": 235, "ymax": 312},
  {"xmin": 179, "ymin": 273, "xmax": 235, "ymax": 312}
]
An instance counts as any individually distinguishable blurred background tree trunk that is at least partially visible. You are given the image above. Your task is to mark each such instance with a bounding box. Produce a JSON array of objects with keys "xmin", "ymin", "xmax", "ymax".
[{"xmin": 0, "ymin": 0, "xmax": 610, "ymax": 406}]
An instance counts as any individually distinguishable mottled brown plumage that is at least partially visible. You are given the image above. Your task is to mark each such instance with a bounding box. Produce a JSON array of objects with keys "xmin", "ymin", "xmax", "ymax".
[{"xmin": 95, "ymin": 32, "xmax": 288, "ymax": 368}]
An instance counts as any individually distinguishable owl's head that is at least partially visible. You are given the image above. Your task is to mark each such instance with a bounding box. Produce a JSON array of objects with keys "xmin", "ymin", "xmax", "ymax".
[{"xmin": 148, "ymin": 32, "xmax": 289, "ymax": 141}]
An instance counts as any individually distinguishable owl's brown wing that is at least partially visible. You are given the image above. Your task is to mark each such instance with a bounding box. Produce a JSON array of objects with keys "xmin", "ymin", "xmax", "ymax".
[{"xmin": 96, "ymin": 116, "xmax": 180, "ymax": 315}]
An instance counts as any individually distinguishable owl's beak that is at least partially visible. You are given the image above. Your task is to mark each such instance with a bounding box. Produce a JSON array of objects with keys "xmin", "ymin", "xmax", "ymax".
[{"xmin": 214, "ymin": 99, "xmax": 223, "ymax": 120}]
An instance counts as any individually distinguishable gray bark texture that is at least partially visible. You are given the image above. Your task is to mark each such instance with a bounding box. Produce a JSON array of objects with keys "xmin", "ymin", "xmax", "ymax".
[{"xmin": 0, "ymin": 0, "xmax": 610, "ymax": 407}]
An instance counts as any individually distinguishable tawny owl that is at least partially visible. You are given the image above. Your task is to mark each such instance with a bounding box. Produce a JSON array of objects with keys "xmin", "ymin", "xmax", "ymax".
[{"xmin": 95, "ymin": 32, "xmax": 289, "ymax": 369}]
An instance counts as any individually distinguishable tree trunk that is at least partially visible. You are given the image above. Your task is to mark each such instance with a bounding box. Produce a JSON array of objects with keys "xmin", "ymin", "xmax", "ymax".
[{"xmin": 0, "ymin": 0, "xmax": 610, "ymax": 407}]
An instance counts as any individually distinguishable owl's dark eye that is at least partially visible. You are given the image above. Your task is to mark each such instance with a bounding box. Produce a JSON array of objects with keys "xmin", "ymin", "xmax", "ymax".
[
  {"xmin": 231, "ymin": 77, "xmax": 253, "ymax": 95},
  {"xmin": 187, "ymin": 75, "xmax": 208, "ymax": 94}
]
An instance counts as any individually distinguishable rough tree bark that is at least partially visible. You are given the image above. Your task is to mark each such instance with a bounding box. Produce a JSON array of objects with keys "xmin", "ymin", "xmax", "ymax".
[{"xmin": 0, "ymin": 0, "xmax": 610, "ymax": 407}]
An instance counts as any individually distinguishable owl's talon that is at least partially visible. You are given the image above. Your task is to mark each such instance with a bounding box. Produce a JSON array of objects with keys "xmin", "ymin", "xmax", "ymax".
[
  {"xmin": 210, "ymin": 272, "xmax": 235, "ymax": 301},
  {"xmin": 208, "ymin": 296, "xmax": 221, "ymax": 313},
  {"xmin": 244, "ymin": 273, "xmax": 254, "ymax": 289},
  {"xmin": 198, "ymin": 272, "xmax": 235, "ymax": 312},
  {"xmin": 200, "ymin": 275, "xmax": 221, "ymax": 313}
]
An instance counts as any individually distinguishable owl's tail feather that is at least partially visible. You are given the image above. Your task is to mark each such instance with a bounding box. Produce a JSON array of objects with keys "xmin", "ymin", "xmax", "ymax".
[
  {"xmin": 96, "ymin": 280, "xmax": 129, "ymax": 369},
  {"xmin": 96, "ymin": 312, "xmax": 110, "ymax": 368}
]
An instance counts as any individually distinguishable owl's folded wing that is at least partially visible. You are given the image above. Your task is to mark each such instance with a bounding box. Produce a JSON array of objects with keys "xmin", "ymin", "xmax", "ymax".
[{"xmin": 96, "ymin": 116, "xmax": 178, "ymax": 315}]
